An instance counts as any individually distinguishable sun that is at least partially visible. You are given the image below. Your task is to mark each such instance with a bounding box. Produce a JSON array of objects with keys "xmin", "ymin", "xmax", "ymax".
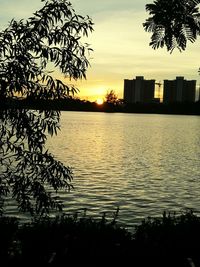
[{"xmin": 96, "ymin": 98, "xmax": 104, "ymax": 105}]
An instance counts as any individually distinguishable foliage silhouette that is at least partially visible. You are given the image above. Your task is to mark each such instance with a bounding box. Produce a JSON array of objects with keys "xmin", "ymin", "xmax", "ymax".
[
  {"xmin": 143, "ymin": 0, "xmax": 200, "ymax": 52},
  {"xmin": 0, "ymin": 0, "xmax": 93, "ymax": 216},
  {"xmin": 1, "ymin": 209, "xmax": 200, "ymax": 266},
  {"xmin": 105, "ymin": 89, "xmax": 119, "ymax": 105}
]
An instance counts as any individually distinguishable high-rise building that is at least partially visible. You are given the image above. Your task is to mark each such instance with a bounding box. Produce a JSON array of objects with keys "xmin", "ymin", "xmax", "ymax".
[
  {"xmin": 163, "ymin": 76, "xmax": 196, "ymax": 103},
  {"xmin": 123, "ymin": 76, "xmax": 155, "ymax": 103}
]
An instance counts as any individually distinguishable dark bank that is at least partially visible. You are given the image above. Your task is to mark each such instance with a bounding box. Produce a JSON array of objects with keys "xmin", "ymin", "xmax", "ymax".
[{"xmin": 1, "ymin": 209, "xmax": 200, "ymax": 267}]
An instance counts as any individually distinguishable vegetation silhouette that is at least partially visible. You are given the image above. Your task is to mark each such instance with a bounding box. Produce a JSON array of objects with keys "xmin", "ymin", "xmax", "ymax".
[
  {"xmin": 5, "ymin": 96, "xmax": 199, "ymax": 115},
  {"xmin": 105, "ymin": 89, "xmax": 119, "ymax": 104},
  {"xmin": 0, "ymin": 0, "xmax": 93, "ymax": 216},
  {"xmin": 1, "ymin": 209, "xmax": 200, "ymax": 266},
  {"xmin": 143, "ymin": 0, "xmax": 200, "ymax": 52}
]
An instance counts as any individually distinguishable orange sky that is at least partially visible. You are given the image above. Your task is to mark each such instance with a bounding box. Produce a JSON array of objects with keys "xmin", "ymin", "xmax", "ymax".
[
  {"xmin": 1, "ymin": 0, "xmax": 200, "ymax": 102},
  {"xmin": 70, "ymin": 0, "xmax": 200, "ymax": 101}
]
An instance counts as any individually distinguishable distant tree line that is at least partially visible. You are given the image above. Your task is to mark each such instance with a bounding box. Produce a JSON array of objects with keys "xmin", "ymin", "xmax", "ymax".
[{"xmin": 1, "ymin": 96, "xmax": 199, "ymax": 115}]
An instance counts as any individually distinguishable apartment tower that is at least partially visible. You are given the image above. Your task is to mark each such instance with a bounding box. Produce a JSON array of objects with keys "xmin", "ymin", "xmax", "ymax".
[
  {"xmin": 163, "ymin": 76, "xmax": 196, "ymax": 103},
  {"xmin": 123, "ymin": 76, "xmax": 155, "ymax": 103}
]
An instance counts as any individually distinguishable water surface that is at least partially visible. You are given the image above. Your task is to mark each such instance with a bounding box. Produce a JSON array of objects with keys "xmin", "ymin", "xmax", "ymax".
[{"xmin": 46, "ymin": 112, "xmax": 200, "ymax": 227}]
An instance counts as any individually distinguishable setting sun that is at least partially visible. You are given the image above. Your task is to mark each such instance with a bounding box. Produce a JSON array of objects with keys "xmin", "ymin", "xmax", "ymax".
[{"xmin": 96, "ymin": 98, "xmax": 104, "ymax": 105}]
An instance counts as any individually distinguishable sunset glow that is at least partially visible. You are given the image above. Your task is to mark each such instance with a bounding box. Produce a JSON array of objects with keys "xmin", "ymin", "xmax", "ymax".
[
  {"xmin": 96, "ymin": 98, "xmax": 104, "ymax": 105},
  {"xmin": 1, "ymin": 0, "xmax": 200, "ymax": 101}
]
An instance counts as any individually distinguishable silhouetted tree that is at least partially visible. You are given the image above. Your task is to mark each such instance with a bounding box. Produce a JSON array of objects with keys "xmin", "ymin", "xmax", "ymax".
[
  {"xmin": 105, "ymin": 90, "xmax": 118, "ymax": 105},
  {"xmin": 0, "ymin": 0, "xmax": 93, "ymax": 216},
  {"xmin": 143, "ymin": 0, "xmax": 200, "ymax": 52}
]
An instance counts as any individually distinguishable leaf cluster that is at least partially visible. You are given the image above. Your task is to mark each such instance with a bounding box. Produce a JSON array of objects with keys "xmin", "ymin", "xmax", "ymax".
[
  {"xmin": 0, "ymin": 0, "xmax": 93, "ymax": 216},
  {"xmin": 143, "ymin": 0, "xmax": 200, "ymax": 52},
  {"xmin": 0, "ymin": 0, "xmax": 93, "ymax": 99}
]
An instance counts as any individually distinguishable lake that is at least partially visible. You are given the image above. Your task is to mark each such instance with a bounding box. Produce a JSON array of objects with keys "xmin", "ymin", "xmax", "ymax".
[
  {"xmin": 46, "ymin": 111, "xmax": 200, "ymax": 228},
  {"xmin": 5, "ymin": 111, "xmax": 200, "ymax": 229}
]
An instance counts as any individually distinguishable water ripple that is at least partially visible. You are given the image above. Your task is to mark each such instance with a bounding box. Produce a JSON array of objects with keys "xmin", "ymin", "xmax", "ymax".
[{"xmin": 6, "ymin": 112, "xmax": 200, "ymax": 228}]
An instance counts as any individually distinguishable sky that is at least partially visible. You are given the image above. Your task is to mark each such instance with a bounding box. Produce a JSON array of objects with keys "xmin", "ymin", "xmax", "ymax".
[{"xmin": 1, "ymin": 0, "xmax": 200, "ymax": 101}]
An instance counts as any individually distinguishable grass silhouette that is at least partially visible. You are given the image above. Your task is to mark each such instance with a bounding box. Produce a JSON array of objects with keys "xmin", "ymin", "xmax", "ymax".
[{"xmin": 1, "ymin": 209, "xmax": 200, "ymax": 266}]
